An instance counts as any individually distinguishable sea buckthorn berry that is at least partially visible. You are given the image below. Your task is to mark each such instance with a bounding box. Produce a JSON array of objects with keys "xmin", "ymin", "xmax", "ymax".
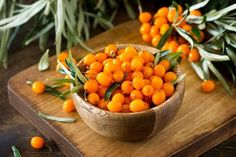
[
  {"xmin": 32, "ymin": 81, "xmax": 45, "ymax": 94},
  {"xmin": 157, "ymin": 7, "xmax": 169, "ymax": 17},
  {"xmin": 145, "ymin": 62, "xmax": 154, "ymax": 68},
  {"xmin": 107, "ymin": 101, "xmax": 122, "ymax": 112},
  {"xmin": 152, "ymin": 89, "xmax": 166, "ymax": 105},
  {"xmin": 98, "ymin": 86, "xmax": 108, "ymax": 98},
  {"xmin": 152, "ymin": 34, "xmax": 161, "ymax": 47},
  {"xmin": 144, "ymin": 79, "xmax": 151, "ymax": 85},
  {"xmin": 119, "ymin": 52, "xmax": 132, "ymax": 62},
  {"xmin": 162, "ymin": 82, "xmax": 174, "ymax": 97},
  {"xmin": 148, "ymin": 53, "xmax": 155, "ymax": 62},
  {"xmin": 121, "ymin": 61, "xmax": 132, "ymax": 72},
  {"xmin": 124, "ymin": 46, "xmax": 137, "ymax": 56},
  {"xmin": 105, "ymin": 44, "xmax": 117, "ymax": 57},
  {"xmin": 142, "ymin": 85, "xmax": 154, "ymax": 96},
  {"xmin": 182, "ymin": 24, "xmax": 192, "ymax": 33},
  {"xmin": 161, "ymin": 41, "xmax": 170, "ymax": 51},
  {"xmin": 117, "ymin": 49, "xmax": 125, "ymax": 56},
  {"xmin": 154, "ymin": 17, "xmax": 168, "ymax": 29},
  {"xmin": 177, "ymin": 44, "xmax": 190, "ymax": 58},
  {"xmin": 121, "ymin": 81, "xmax": 134, "ymax": 94},
  {"xmin": 90, "ymin": 61, "xmax": 103, "ymax": 72},
  {"xmin": 154, "ymin": 64, "xmax": 166, "ymax": 77},
  {"xmin": 122, "ymin": 104, "xmax": 131, "ymax": 113},
  {"xmin": 167, "ymin": 8, "xmax": 177, "ymax": 23},
  {"xmin": 83, "ymin": 54, "xmax": 96, "ymax": 66},
  {"xmin": 168, "ymin": 41, "xmax": 179, "ymax": 52},
  {"xmin": 96, "ymin": 72, "xmax": 112, "ymax": 87},
  {"xmin": 132, "ymin": 77, "xmax": 145, "ymax": 90},
  {"xmin": 87, "ymin": 93, "xmax": 100, "ymax": 105},
  {"xmin": 132, "ymin": 71, "xmax": 144, "ymax": 79},
  {"xmin": 85, "ymin": 69, "xmax": 97, "ymax": 79},
  {"xmin": 160, "ymin": 24, "xmax": 170, "ymax": 35},
  {"xmin": 190, "ymin": 10, "xmax": 202, "ymax": 16},
  {"xmin": 139, "ymin": 12, "xmax": 152, "ymax": 23},
  {"xmin": 143, "ymin": 66, "xmax": 153, "ymax": 78},
  {"xmin": 188, "ymin": 48, "xmax": 200, "ymax": 62},
  {"xmin": 84, "ymin": 79, "xmax": 99, "ymax": 93},
  {"xmin": 159, "ymin": 59, "xmax": 170, "ymax": 71},
  {"xmin": 112, "ymin": 58, "xmax": 122, "ymax": 69},
  {"xmin": 144, "ymin": 102, "xmax": 150, "ymax": 110},
  {"xmin": 95, "ymin": 53, "xmax": 107, "ymax": 63},
  {"xmin": 125, "ymin": 72, "xmax": 133, "ymax": 81},
  {"xmin": 178, "ymin": 5, "xmax": 183, "ymax": 14},
  {"xmin": 130, "ymin": 90, "xmax": 144, "ymax": 100},
  {"xmin": 200, "ymin": 31, "xmax": 205, "ymax": 42},
  {"xmin": 58, "ymin": 52, "xmax": 68, "ymax": 62},
  {"xmin": 178, "ymin": 36, "xmax": 186, "ymax": 44},
  {"xmin": 131, "ymin": 57, "xmax": 144, "ymax": 71},
  {"xmin": 150, "ymin": 26, "xmax": 159, "ymax": 37},
  {"xmin": 63, "ymin": 75, "xmax": 71, "ymax": 89},
  {"xmin": 113, "ymin": 70, "xmax": 124, "ymax": 82},
  {"xmin": 201, "ymin": 80, "xmax": 216, "ymax": 93},
  {"xmin": 140, "ymin": 23, "xmax": 151, "ymax": 35},
  {"xmin": 142, "ymin": 34, "xmax": 152, "ymax": 42},
  {"xmin": 124, "ymin": 96, "xmax": 131, "ymax": 104},
  {"xmin": 112, "ymin": 93, "xmax": 125, "ymax": 104},
  {"xmin": 63, "ymin": 99, "xmax": 75, "ymax": 112},
  {"xmin": 164, "ymin": 72, "xmax": 177, "ymax": 82},
  {"xmin": 31, "ymin": 136, "xmax": 44, "ymax": 149},
  {"xmin": 144, "ymin": 96, "xmax": 152, "ymax": 105},
  {"xmin": 103, "ymin": 61, "xmax": 117, "ymax": 73},
  {"xmin": 103, "ymin": 58, "xmax": 113, "ymax": 65},
  {"xmin": 130, "ymin": 99, "xmax": 145, "ymax": 112},
  {"xmin": 98, "ymin": 98, "xmax": 109, "ymax": 110},
  {"xmin": 139, "ymin": 51, "xmax": 150, "ymax": 63},
  {"xmin": 151, "ymin": 76, "xmax": 163, "ymax": 89}
]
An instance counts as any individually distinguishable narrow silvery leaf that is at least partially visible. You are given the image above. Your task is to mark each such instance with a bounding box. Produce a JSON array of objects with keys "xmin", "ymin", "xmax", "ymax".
[
  {"xmin": 197, "ymin": 46, "xmax": 230, "ymax": 61},
  {"xmin": 202, "ymin": 59, "xmax": 210, "ymax": 80},
  {"xmin": 12, "ymin": 146, "xmax": 21, "ymax": 157},
  {"xmin": 38, "ymin": 49, "xmax": 50, "ymax": 71},
  {"xmin": 171, "ymin": 74, "xmax": 186, "ymax": 85},
  {"xmin": 189, "ymin": 0, "xmax": 210, "ymax": 11},
  {"xmin": 38, "ymin": 112, "xmax": 76, "ymax": 123},
  {"xmin": 225, "ymin": 47, "xmax": 236, "ymax": 67},
  {"xmin": 154, "ymin": 52, "xmax": 160, "ymax": 65},
  {"xmin": 123, "ymin": 0, "xmax": 136, "ymax": 19},
  {"xmin": 191, "ymin": 62, "xmax": 204, "ymax": 80},
  {"xmin": 176, "ymin": 27, "xmax": 194, "ymax": 48},
  {"xmin": 215, "ymin": 21, "xmax": 236, "ymax": 32}
]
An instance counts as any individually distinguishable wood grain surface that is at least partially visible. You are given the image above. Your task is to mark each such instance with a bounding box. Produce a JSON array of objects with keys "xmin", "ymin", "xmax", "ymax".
[{"xmin": 8, "ymin": 20, "xmax": 236, "ymax": 157}]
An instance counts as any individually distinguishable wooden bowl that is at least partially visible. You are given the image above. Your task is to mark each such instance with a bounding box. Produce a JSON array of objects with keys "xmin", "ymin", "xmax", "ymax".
[{"xmin": 71, "ymin": 44, "xmax": 185, "ymax": 141}]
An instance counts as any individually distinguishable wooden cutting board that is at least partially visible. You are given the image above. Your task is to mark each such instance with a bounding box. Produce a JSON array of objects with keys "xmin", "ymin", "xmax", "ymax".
[{"xmin": 8, "ymin": 20, "xmax": 236, "ymax": 157}]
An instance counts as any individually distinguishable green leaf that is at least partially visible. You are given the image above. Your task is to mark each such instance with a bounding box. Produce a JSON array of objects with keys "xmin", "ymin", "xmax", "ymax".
[
  {"xmin": 160, "ymin": 50, "xmax": 171, "ymax": 58},
  {"xmin": 225, "ymin": 47, "xmax": 236, "ymax": 67},
  {"xmin": 123, "ymin": 0, "xmax": 136, "ymax": 19},
  {"xmin": 12, "ymin": 146, "xmax": 21, "ymax": 157},
  {"xmin": 45, "ymin": 85, "xmax": 66, "ymax": 100},
  {"xmin": 175, "ymin": 27, "xmax": 194, "ymax": 48},
  {"xmin": 191, "ymin": 27, "xmax": 201, "ymax": 41},
  {"xmin": 38, "ymin": 112, "xmax": 76, "ymax": 123},
  {"xmin": 38, "ymin": 49, "xmax": 49, "ymax": 71},
  {"xmin": 157, "ymin": 26, "xmax": 174, "ymax": 50},
  {"xmin": 207, "ymin": 61, "xmax": 232, "ymax": 95},
  {"xmin": 154, "ymin": 52, "xmax": 160, "ymax": 65},
  {"xmin": 171, "ymin": 1, "xmax": 179, "ymax": 24},
  {"xmin": 171, "ymin": 74, "xmax": 186, "ymax": 85},
  {"xmin": 52, "ymin": 78, "xmax": 75, "ymax": 84},
  {"xmin": 189, "ymin": 0, "xmax": 210, "ymax": 11},
  {"xmin": 84, "ymin": 12, "xmax": 113, "ymax": 29},
  {"xmin": 190, "ymin": 62, "xmax": 204, "ymax": 80},
  {"xmin": 104, "ymin": 82, "xmax": 120, "ymax": 101}
]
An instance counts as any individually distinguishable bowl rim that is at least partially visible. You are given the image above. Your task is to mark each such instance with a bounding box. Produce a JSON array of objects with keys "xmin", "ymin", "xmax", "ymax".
[{"xmin": 73, "ymin": 44, "xmax": 185, "ymax": 117}]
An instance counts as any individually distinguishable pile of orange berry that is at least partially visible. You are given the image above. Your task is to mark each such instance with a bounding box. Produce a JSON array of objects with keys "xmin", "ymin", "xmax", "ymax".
[
  {"xmin": 139, "ymin": 5, "xmax": 204, "ymax": 62},
  {"xmin": 82, "ymin": 44, "xmax": 178, "ymax": 113}
]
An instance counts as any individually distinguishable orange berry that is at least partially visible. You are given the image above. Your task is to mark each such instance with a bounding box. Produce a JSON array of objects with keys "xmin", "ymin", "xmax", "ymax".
[
  {"xmin": 178, "ymin": 36, "xmax": 186, "ymax": 44},
  {"xmin": 139, "ymin": 12, "xmax": 152, "ymax": 23},
  {"xmin": 129, "ymin": 99, "xmax": 145, "ymax": 112},
  {"xmin": 144, "ymin": 79, "xmax": 151, "ymax": 85},
  {"xmin": 87, "ymin": 93, "xmax": 100, "ymax": 105},
  {"xmin": 190, "ymin": 10, "xmax": 202, "ymax": 16},
  {"xmin": 107, "ymin": 101, "xmax": 122, "ymax": 112},
  {"xmin": 124, "ymin": 96, "xmax": 131, "ymax": 104},
  {"xmin": 83, "ymin": 54, "xmax": 96, "ymax": 66},
  {"xmin": 161, "ymin": 41, "xmax": 170, "ymax": 51},
  {"xmin": 151, "ymin": 76, "xmax": 163, "ymax": 89},
  {"xmin": 156, "ymin": 7, "xmax": 169, "ymax": 17},
  {"xmin": 124, "ymin": 46, "xmax": 137, "ymax": 56},
  {"xmin": 142, "ymin": 33, "xmax": 152, "ymax": 42},
  {"xmin": 152, "ymin": 89, "xmax": 166, "ymax": 105},
  {"xmin": 117, "ymin": 49, "xmax": 125, "ymax": 56},
  {"xmin": 139, "ymin": 50, "xmax": 150, "ymax": 63},
  {"xmin": 150, "ymin": 26, "xmax": 159, "ymax": 37},
  {"xmin": 142, "ymin": 85, "xmax": 154, "ymax": 96},
  {"xmin": 103, "ymin": 61, "xmax": 116, "ymax": 73},
  {"xmin": 132, "ymin": 77, "xmax": 145, "ymax": 90},
  {"xmin": 96, "ymin": 72, "xmax": 112, "ymax": 87},
  {"xmin": 177, "ymin": 44, "xmax": 190, "ymax": 58},
  {"xmin": 125, "ymin": 72, "xmax": 133, "ymax": 81},
  {"xmin": 98, "ymin": 98, "xmax": 109, "ymax": 110},
  {"xmin": 31, "ymin": 136, "xmax": 44, "ymax": 149},
  {"xmin": 58, "ymin": 52, "xmax": 68, "ymax": 62},
  {"xmin": 85, "ymin": 69, "xmax": 97, "ymax": 79},
  {"xmin": 148, "ymin": 53, "xmax": 155, "ymax": 62},
  {"xmin": 130, "ymin": 90, "xmax": 144, "ymax": 100},
  {"xmin": 201, "ymin": 80, "xmax": 216, "ymax": 93},
  {"xmin": 182, "ymin": 24, "xmax": 192, "ymax": 33},
  {"xmin": 113, "ymin": 70, "xmax": 124, "ymax": 82},
  {"xmin": 164, "ymin": 72, "xmax": 177, "ymax": 82},
  {"xmin": 162, "ymin": 82, "xmax": 174, "ymax": 97},
  {"xmin": 132, "ymin": 71, "xmax": 144, "ymax": 79},
  {"xmin": 188, "ymin": 48, "xmax": 200, "ymax": 62},
  {"xmin": 84, "ymin": 79, "xmax": 99, "ymax": 93},
  {"xmin": 122, "ymin": 104, "xmax": 131, "ymax": 113},
  {"xmin": 32, "ymin": 81, "xmax": 45, "ymax": 94},
  {"xmin": 160, "ymin": 24, "xmax": 170, "ymax": 35},
  {"xmin": 121, "ymin": 61, "xmax": 132, "ymax": 72},
  {"xmin": 144, "ymin": 102, "xmax": 150, "ymax": 110},
  {"xmin": 167, "ymin": 8, "xmax": 177, "ymax": 23},
  {"xmin": 168, "ymin": 41, "xmax": 179, "ymax": 52},
  {"xmin": 103, "ymin": 58, "xmax": 113, "ymax": 65},
  {"xmin": 90, "ymin": 61, "xmax": 103, "ymax": 72},
  {"xmin": 140, "ymin": 23, "xmax": 151, "ymax": 35},
  {"xmin": 152, "ymin": 34, "xmax": 161, "ymax": 47},
  {"xmin": 121, "ymin": 81, "xmax": 134, "ymax": 94},
  {"xmin": 200, "ymin": 31, "xmax": 205, "ymax": 42},
  {"xmin": 111, "ymin": 89, "xmax": 122, "ymax": 97},
  {"xmin": 159, "ymin": 59, "xmax": 170, "ymax": 71},
  {"xmin": 119, "ymin": 52, "xmax": 131, "ymax": 62},
  {"xmin": 104, "ymin": 44, "xmax": 117, "ymax": 57},
  {"xmin": 95, "ymin": 53, "xmax": 107, "ymax": 63},
  {"xmin": 143, "ymin": 66, "xmax": 153, "ymax": 78},
  {"xmin": 178, "ymin": 5, "xmax": 183, "ymax": 14},
  {"xmin": 63, "ymin": 99, "xmax": 75, "ymax": 112},
  {"xmin": 154, "ymin": 17, "xmax": 168, "ymax": 29},
  {"xmin": 112, "ymin": 58, "xmax": 122, "ymax": 69},
  {"xmin": 98, "ymin": 86, "xmax": 108, "ymax": 98},
  {"xmin": 154, "ymin": 64, "xmax": 166, "ymax": 77},
  {"xmin": 112, "ymin": 93, "xmax": 125, "ymax": 104},
  {"xmin": 131, "ymin": 57, "xmax": 144, "ymax": 71}
]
